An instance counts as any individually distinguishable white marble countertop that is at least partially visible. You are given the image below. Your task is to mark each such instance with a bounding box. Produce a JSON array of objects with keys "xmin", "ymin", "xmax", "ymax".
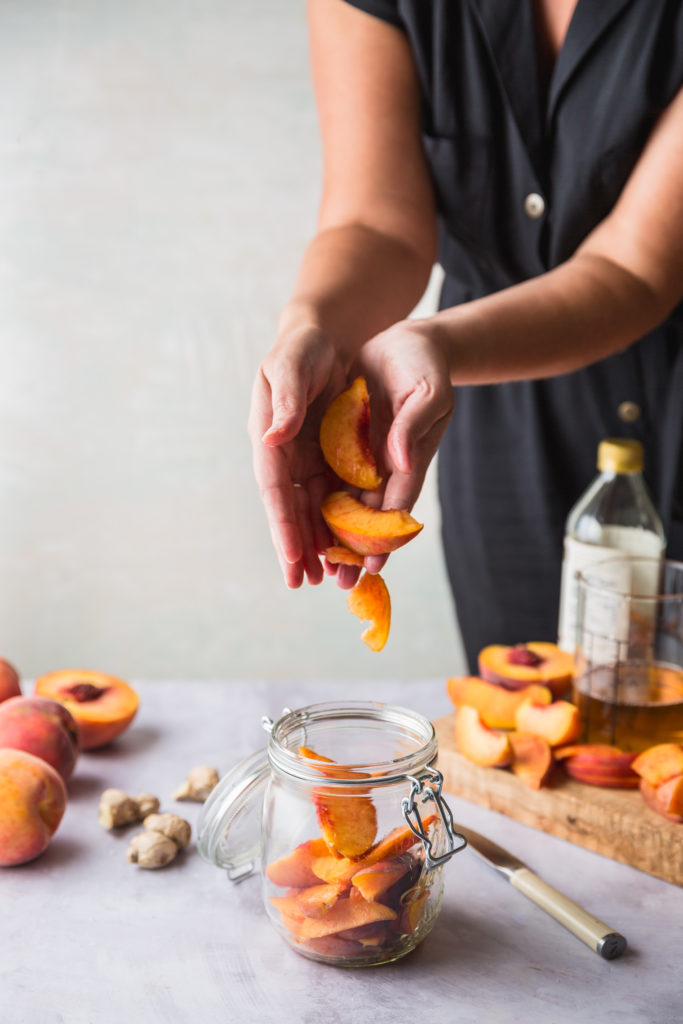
[{"xmin": 2, "ymin": 679, "xmax": 681, "ymax": 1024}]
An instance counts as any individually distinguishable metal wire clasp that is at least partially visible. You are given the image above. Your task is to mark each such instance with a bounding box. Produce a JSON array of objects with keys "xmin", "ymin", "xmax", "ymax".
[{"xmin": 401, "ymin": 766, "xmax": 467, "ymax": 870}]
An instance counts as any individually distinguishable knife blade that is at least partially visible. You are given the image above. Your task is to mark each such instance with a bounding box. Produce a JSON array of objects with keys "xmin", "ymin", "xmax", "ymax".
[{"xmin": 454, "ymin": 824, "xmax": 627, "ymax": 960}]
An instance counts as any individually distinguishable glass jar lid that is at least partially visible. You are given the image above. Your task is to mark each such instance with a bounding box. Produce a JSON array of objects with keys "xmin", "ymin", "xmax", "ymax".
[{"xmin": 196, "ymin": 747, "xmax": 269, "ymax": 879}]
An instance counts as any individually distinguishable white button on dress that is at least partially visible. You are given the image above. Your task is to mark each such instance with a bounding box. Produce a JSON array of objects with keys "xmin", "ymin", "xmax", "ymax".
[{"xmin": 524, "ymin": 192, "xmax": 545, "ymax": 219}]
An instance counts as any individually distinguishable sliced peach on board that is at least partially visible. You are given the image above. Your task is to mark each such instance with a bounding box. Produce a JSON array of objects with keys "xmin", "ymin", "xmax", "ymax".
[
  {"xmin": 631, "ymin": 743, "xmax": 683, "ymax": 788},
  {"xmin": 508, "ymin": 732, "xmax": 554, "ymax": 790},
  {"xmin": 266, "ymin": 837, "xmax": 331, "ymax": 889},
  {"xmin": 34, "ymin": 669, "xmax": 139, "ymax": 750},
  {"xmin": 319, "ymin": 376, "xmax": 383, "ymax": 491},
  {"xmin": 347, "ymin": 571, "xmax": 391, "ymax": 652},
  {"xmin": 514, "ymin": 699, "xmax": 581, "ymax": 747},
  {"xmin": 351, "ymin": 853, "xmax": 413, "ymax": 902},
  {"xmin": 295, "ymin": 882, "xmax": 346, "ymax": 919},
  {"xmin": 639, "ymin": 778, "xmax": 683, "ymax": 822},
  {"xmin": 324, "ymin": 545, "xmax": 365, "ymax": 567},
  {"xmin": 321, "ymin": 491, "xmax": 423, "ymax": 557},
  {"xmin": 454, "ymin": 705, "xmax": 513, "ymax": 768},
  {"xmin": 554, "ymin": 744, "xmax": 639, "ymax": 788},
  {"xmin": 446, "ymin": 675, "xmax": 552, "ymax": 729},
  {"xmin": 478, "ymin": 642, "xmax": 573, "ymax": 699}
]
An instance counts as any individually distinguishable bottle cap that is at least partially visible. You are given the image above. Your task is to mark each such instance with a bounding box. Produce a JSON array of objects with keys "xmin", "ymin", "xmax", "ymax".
[{"xmin": 597, "ymin": 438, "xmax": 643, "ymax": 474}]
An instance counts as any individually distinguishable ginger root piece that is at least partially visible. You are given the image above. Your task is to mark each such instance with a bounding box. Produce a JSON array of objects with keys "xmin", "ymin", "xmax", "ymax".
[
  {"xmin": 126, "ymin": 830, "xmax": 178, "ymax": 869},
  {"xmin": 98, "ymin": 788, "xmax": 160, "ymax": 829},
  {"xmin": 143, "ymin": 812, "xmax": 191, "ymax": 849},
  {"xmin": 173, "ymin": 765, "xmax": 219, "ymax": 802}
]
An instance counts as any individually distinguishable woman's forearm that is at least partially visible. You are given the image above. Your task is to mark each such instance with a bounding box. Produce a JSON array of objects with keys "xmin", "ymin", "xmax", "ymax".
[
  {"xmin": 428, "ymin": 251, "xmax": 672, "ymax": 386},
  {"xmin": 278, "ymin": 223, "xmax": 435, "ymax": 370}
]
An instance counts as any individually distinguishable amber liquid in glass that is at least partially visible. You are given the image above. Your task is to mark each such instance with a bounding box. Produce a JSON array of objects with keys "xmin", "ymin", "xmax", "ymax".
[{"xmin": 572, "ymin": 662, "xmax": 683, "ymax": 752}]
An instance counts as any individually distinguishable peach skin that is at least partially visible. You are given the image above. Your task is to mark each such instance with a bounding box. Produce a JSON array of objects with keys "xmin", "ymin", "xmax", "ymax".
[
  {"xmin": 34, "ymin": 670, "xmax": 139, "ymax": 750},
  {"xmin": 319, "ymin": 376, "xmax": 382, "ymax": 490},
  {"xmin": 0, "ymin": 748, "xmax": 67, "ymax": 867},
  {"xmin": 321, "ymin": 491, "xmax": 423, "ymax": 556},
  {"xmin": 347, "ymin": 571, "xmax": 391, "ymax": 651}
]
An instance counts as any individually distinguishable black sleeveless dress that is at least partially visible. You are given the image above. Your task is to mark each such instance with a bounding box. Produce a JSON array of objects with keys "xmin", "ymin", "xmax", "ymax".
[{"xmin": 342, "ymin": 0, "xmax": 683, "ymax": 669}]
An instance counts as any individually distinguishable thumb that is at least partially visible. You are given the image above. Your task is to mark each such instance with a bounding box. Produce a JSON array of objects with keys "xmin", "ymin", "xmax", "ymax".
[{"xmin": 261, "ymin": 373, "xmax": 309, "ymax": 446}]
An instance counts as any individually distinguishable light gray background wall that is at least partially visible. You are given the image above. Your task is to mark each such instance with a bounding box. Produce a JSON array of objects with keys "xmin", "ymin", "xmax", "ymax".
[{"xmin": 0, "ymin": 0, "xmax": 465, "ymax": 682}]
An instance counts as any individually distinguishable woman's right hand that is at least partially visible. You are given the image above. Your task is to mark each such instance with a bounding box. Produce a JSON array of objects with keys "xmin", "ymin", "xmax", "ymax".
[{"xmin": 248, "ymin": 322, "xmax": 350, "ymax": 590}]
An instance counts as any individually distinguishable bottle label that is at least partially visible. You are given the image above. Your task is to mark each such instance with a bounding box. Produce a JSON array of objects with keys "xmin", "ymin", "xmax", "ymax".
[{"xmin": 557, "ymin": 532, "xmax": 664, "ymax": 654}]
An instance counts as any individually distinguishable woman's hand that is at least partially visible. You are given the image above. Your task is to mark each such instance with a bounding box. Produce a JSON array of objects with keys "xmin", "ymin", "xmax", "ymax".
[
  {"xmin": 354, "ymin": 317, "xmax": 454, "ymax": 573},
  {"xmin": 249, "ymin": 322, "xmax": 351, "ymax": 589}
]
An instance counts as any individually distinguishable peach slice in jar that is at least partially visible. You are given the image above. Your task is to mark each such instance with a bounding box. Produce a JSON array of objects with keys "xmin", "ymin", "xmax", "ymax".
[
  {"xmin": 321, "ymin": 491, "xmax": 423, "ymax": 556},
  {"xmin": 347, "ymin": 571, "xmax": 391, "ymax": 652},
  {"xmin": 34, "ymin": 669, "xmax": 139, "ymax": 750},
  {"xmin": 319, "ymin": 376, "xmax": 383, "ymax": 490},
  {"xmin": 297, "ymin": 745, "xmax": 378, "ymax": 859}
]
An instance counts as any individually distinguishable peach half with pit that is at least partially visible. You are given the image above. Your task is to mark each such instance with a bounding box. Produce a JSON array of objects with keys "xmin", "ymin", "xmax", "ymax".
[
  {"xmin": 0, "ymin": 659, "xmax": 21, "ymax": 704},
  {"xmin": 321, "ymin": 491, "xmax": 423, "ymax": 557},
  {"xmin": 453, "ymin": 705, "xmax": 513, "ymax": 768},
  {"xmin": 478, "ymin": 642, "xmax": 573, "ymax": 699},
  {"xmin": 0, "ymin": 696, "xmax": 79, "ymax": 781},
  {"xmin": 34, "ymin": 670, "xmax": 139, "ymax": 750},
  {"xmin": 319, "ymin": 376, "xmax": 382, "ymax": 491},
  {"xmin": 446, "ymin": 675, "xmax": 552, "ymax": 729},
  {"xmin": 0, "ymin": 748, "xmax": 67, "ymax": 867}
]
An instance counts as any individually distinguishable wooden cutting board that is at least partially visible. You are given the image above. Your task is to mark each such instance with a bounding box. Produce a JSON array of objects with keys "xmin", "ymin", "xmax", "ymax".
[{"xmin": 434, "ymin": 713, "xmax": 683, "ymax": 887}]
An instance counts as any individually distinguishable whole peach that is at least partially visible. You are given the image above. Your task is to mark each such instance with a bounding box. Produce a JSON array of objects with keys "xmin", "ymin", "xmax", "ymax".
[
  {"xmin": 0, "ymin": 696, "xmax": 79, "ymax": 781},
  {"xmin": 0, "ymin": 658, "xmax": 21, "ymax": 703},
  {"xmin": 0, "ymin": 748, "xmax": 67, "ymax": 866}
]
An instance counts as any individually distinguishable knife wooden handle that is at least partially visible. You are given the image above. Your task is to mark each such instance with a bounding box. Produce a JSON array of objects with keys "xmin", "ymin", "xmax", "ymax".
[{"xmin": 510, "ymin": 867, "xmax": 627, "ymax": 959}]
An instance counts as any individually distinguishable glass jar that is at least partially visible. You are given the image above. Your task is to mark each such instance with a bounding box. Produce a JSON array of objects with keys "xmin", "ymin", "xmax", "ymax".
[{"xmin": 197, "ymin": 701, "xmax": 465, "ymax": 967}]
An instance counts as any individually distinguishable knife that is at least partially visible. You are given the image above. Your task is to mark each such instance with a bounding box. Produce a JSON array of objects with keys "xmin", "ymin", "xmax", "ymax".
[{"xmin": 455, "ymin": 824, "xmax": 627, "ymax": 959}]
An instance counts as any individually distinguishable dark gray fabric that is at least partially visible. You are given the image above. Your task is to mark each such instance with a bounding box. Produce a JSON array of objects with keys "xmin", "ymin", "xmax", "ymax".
[{"xmin": 342, "ymin": 0, "xmax": 683, "ymax": 668}]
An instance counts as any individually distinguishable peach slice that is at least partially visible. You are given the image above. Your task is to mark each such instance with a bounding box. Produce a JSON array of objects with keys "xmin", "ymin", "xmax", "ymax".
[
  {"xmin": 660, "ymin": 774, "xmax": 683, "ymax": 817},
  {"xmin": 347, "ymin": 571, "xmax": 391, "ymax": 652},
  {"xmin": 398, "ymin": 887, "xmax": 430, "ymax": 934},
  {"xmin": 351, "ymin": 853, "xmax": 413, "ymax": 902},
  {"xmin": 311, "ymin": 819, "xmax": 434, "ymax": 887},
  {"xmin": 446, "ymin": 675, "xmax": 552, "ymax": 729},
  {"xmin": 34, "ymin": 670, "xmax": 139, "ymax": 750},
  {"xmin": 513, "ymin": 700, "xmax": 581, "ymax": 747},
  {"xmin": 321, "ymin": 491, "xmax": 423, "ymax": 556},
  {"xmin": 453, "ymin": 705, "xmax": 513, "ymax": 767},
  {"xmin": 554, "ymin": 744, "xmax": 639, "ymax": 788},
  {"xmin": 299, "ymin": 934, "xmax": 365, "ymax": 957},
  {"xmin": 478, "ymin": 642, "xmax": 573, "ymax": 699},
  {"xmin": 297, "ymin": 745, "xmax": 378, "ymax": 858},
  {"xmin": 295, "ymin": 882, "xmax": 346, "ymax": 918},
  {"xmin": 324, "ymin": 545, "xmax": 365, "ymax": 567},
  {"xmin": 639, "ymin": 778, "xmax": 683, "ymax": 822},
  {"xmin": 337, "ymin": 922, "xmax": 389, "ymax": 947},
  {"xmin": 631, "ymin": 743, "xmax": 683, "ymax": 788},
  {"xmin": 508, "ymin": 732, "xmax": 554, "ymax": 790},
  {"xmin": 319, "ymin": 376, "xmax": 383, "ymax": 491},
  {"xmin": 266, "ymin": 837, "xmax": 331, "ymax": 888},
  {"xmin": 293, "ymin": 889, "xmax": 397, "ymax": 940}
]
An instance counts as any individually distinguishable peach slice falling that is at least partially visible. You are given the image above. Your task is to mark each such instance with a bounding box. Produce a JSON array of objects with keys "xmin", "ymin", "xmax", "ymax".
[
  {"xmin": 446, "ymin": 675, "xmax": 552, "ymax": 729},
  {"xmin": 34, "ymin": 670, "xmax": 139, "ymax": 750},
  {"xmin": 347, "ymin": 572, "xmax": 391, "ymax": 652},
  {"xmin": 321, "ymin": 491, "xmax": 423, "ymax": 556},
  {"xmin": 453, "ymin": 705, "xmax": 513, "ymax": 768},
  {"xmin": 319, "ymin": 376, "xmax": 382, "ymax": 490},
  {"xmin": 478, "ymin": 642, "xmax": 574, "ymax": 699}
]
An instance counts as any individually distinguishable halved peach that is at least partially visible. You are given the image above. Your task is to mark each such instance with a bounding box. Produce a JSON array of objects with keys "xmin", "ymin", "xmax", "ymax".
[
  {"xmin": 347, "ymin": 571, "xmax": 391, "ymax": 652},
  {"xmin": 631, "ymin": 743, "xmax": 683, "ymax": 788},
  {"xmin": 639, "ymin": 779, "xmax": 683, "ymax": 822},
  {"xmin": 321, "ymin": 491, "xmax": 423, "ymax": 556},
  {"xmin": 513, "ymin": 700, "xmax": 581, "ymax": 747},
  {"xmin": 319, "ymin": 376, "xmax": 382, "ymax": 491},
  {"xmin": 324, "ymin": 545, "xmax": 365, "ymax": 567},
  {"xmin": 34, "ymin": 670, "xmax": 139, "ymax": 750},
  {"xmin": 446, "ymin": 675, "xmax": 552, "ymax": 729},
  {"xmin": 508, "ymin": 732, "xmax": 554, "ymax": 790},
  {"xmin": 266, "ymin": 837, "xmax": 331, "ymax": 888},
  {"xmin": 478, "ymin": 643, "xmax": 573, "ymax": 699},
  {"xmin": 453, "ymin": 705, "xmax": 513, "ymax": 767}
]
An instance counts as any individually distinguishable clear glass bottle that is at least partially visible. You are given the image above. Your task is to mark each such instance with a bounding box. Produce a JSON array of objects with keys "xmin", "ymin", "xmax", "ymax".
[
  {"xmin": 196, "ymin": 701, "xmax": 466, "ymax": 967},
  {"xmin": 557, "ymin": 438, "xmax": 666, "ymax": 653}
]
